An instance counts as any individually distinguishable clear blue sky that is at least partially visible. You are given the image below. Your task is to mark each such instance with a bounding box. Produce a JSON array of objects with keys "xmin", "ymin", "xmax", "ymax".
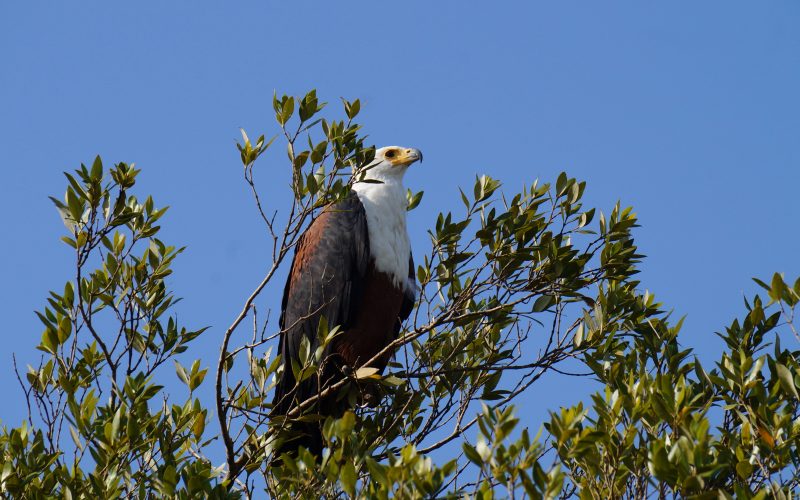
[{"xmin": 1, "ymin": 1, "xmax": 798, "ymax": 451}]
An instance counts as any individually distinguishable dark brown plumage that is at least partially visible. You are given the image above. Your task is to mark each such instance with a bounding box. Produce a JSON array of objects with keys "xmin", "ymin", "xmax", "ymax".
[{"xmin": 272, "ymin": 191, "xmax": 414, "ymax": 457}]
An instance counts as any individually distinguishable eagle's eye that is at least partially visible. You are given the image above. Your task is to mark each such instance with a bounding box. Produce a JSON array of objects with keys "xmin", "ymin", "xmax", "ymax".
[{"xmin": 384, "ymin": 150, "xmax": 396, "ymax": 159}]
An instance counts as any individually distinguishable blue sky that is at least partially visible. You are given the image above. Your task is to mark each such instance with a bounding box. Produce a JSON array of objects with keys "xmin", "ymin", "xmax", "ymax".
[{"xmin": 1, "ymin": 1, "xmax": 799, "ymax": 457}]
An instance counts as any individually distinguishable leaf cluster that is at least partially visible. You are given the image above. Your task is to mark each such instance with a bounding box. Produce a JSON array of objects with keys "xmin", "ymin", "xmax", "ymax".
[
  {"xmin": 2, "ymin": 158, "xmax": 224, "ymax": 498},
  {"xmin": 3, "ymin": 91, "xmax": 799, "ymax": 499}
]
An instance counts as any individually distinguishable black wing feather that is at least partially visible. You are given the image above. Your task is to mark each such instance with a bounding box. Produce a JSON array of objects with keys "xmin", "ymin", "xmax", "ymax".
[{"xmin": 272, "ymin": 192, "xmax": 369, "ymax": 454}]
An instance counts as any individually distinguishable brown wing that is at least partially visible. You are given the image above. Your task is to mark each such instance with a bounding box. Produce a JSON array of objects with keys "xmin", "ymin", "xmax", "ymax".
[{"xmin": 272, "ymin": 192, "xmax": 369, "ymax": 425}]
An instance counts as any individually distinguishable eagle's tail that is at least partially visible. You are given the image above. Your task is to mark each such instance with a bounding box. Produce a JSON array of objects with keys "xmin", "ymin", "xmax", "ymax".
[{"xmin": 271, "ymin": 374, "xmax": 326, "ymax": 462}]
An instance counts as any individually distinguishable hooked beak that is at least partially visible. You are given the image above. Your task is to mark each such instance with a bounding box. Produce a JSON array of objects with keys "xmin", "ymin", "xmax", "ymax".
[{"xmin": 394, "ymin": 148, "xmax": 423, "ymax": 167}]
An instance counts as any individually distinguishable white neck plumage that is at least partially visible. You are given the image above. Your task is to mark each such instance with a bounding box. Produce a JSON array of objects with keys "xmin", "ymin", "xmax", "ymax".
[{"xmin": 352, "ymin": 177, "xmax": 410, "ymax": 290}]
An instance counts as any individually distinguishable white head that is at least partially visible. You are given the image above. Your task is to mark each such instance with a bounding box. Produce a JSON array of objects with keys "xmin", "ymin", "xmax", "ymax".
[
  {"xmin": 351, "ymin": 145, "xmax": 422, "ymax": 288},
  {"xmin": 357, "ymin": 146, "xmax": 423, "ymax": 183}
]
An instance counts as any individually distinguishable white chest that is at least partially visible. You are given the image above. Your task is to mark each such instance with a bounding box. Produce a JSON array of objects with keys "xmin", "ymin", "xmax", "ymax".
[{"xmin": 352, "ymin": 181, "xmax": 410, "ymax": 289}]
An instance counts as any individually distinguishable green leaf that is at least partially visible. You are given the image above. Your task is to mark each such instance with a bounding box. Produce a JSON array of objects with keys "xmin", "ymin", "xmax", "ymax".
[
  {"xmin": 406, "ymin": 189, "xmax": 424, "ymax": 211},
  {"xmin": 735, "ymin": 460, "xmax": 753, "ymax": 479},
  {"xmin": 752, "ymin": 277, "xmax": 770, "ymax": 292},
  {"xmin": 340, "ymin": 460, "xmax": 356, "ymax": 496},
  {"xmin": 533, "ymin": 295, "xmax": 553, "ymax": 313},
  {"xmin": 459, "ymin": 188, "xmax": 471, "ymax": 210},
  {"xmin": 365, "ymin": 457, "xmax": 389, "ymax": 487},
  {"xmin": 775, "ymin": 363, "xmax": 798, "ymax": 399},
  {"xmin": 279, "ymin": 96, "xmax": 294, "ymax": 126},
  {"xmin": 57, "ymin": 316, "xmax": 72, "ymax": 343},
  {"xmin": 65, "ymin": 187, "xmax": 83, "ymax": 223},
  {"xmin": 382, "ymin": 375, "xmax": 405, "ymax": 386},
  {"xmin": 463, "ymin": 442, "xmax": 484, "ymax": 466},
  {"xmin": 189, "ymin": 367, "xmax": 207, "ymax": 392},
  {"xmin": 354, "ymin": 366, "xmax": 379, "ymax": 379},
  {"xmin": 63, "ymin": 281, "xmax": 74, "ymax": 306},
  {"xmin": 175, "ymin": 361, "xmax": 190, "ymax": 386},
  {"xmin": 344, "ymin": 98, "xmax": 360, "ymax": 120},
  {"xmin": 110, "ymin": 406, "xmax": 123, "ymax": 441},
  {"xmin": 90, "ymin": 155, "xmax": 103, "ymax": 181},
  {"xmin": 555, "ymin": 172, "xmax": 568, "ymax": 196},
  {"xmin": 299, "ymin": 335, "xmax": 310, "ymax": 364},
  {"xmin": 39, "ymin": 328, "xmax": 57, "ymax": 354},
  {"xmin": 299, "ymin": 90, "xmax": 318, "ymax": 122},
  {"xmin": 192, "ymin": 412, "xmax": 205, "ymax": 440},
  {"xmin": 69, "ymin": 426, "xmax": 83, "ymax": 450},
  {"xmin": 769, "ymin": 272, "xmax": 786, "ymax": 302},
  {"xmin": 64, "ymin": 172, "xmax": 87, "ymax": 201},
  {"xmin": 474, "ymin": 175, "xmax": 500, "ymax": 203},
  {"xmin": 573, "ymin": 322, "xmax": 585, "ymax": 347}
]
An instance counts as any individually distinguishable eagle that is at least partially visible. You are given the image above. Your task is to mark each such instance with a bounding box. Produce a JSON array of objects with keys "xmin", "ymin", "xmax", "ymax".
[{"xmin": 272, "ymin": 146, "xmax": 422, "ymax": 456}]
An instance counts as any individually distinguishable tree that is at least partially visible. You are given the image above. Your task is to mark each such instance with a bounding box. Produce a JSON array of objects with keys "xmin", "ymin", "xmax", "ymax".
[{"xmin": 1, "ymin": 91, "xmax": 798, "ymax": 498}]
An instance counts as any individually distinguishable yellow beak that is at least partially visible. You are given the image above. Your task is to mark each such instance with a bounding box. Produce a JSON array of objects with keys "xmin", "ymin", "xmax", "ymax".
[{"xmin": 391, "ymin": 148, "xmax": 423, "ymax": 167}]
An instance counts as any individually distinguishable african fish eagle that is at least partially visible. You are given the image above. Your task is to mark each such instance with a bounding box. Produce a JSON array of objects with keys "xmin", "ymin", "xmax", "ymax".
[{"xmin": 272, "ymin": 146, "xmax": 422, "ymax": 456}]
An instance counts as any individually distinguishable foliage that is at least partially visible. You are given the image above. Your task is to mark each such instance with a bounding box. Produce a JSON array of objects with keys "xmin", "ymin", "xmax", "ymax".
[
  {"xmin": 0, "ymin": 159, "xmax": 229, "ymax": 497},
  {"xmin": 532, "ymin": 275, "xmax": 800, "ymax": 498},
  {"xmin": 1, "ymin": 90, "xmax": 798, "ymax": 498}
]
